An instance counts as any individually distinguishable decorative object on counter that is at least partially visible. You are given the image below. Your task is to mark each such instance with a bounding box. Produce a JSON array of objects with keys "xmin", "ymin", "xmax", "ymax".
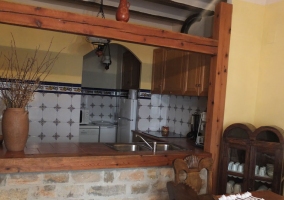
[
  {"xmin": 161, "ymin": 126, "xmax": 169, "ymax": 136},
  {"xmin": 0, "ymin": 34, "xmax": 61, "ymax": 151},
  {"xmin": 116, "ymin": 0, "xmax": 130, "ymax": 22}
]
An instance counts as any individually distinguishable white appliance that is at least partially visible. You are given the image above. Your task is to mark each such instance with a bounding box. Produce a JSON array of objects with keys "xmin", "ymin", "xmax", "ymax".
[
  {"xmin": 79, "ymin": 124, "xmax": 99, "ymax": 142},
  {"xmin": 117, "ymin": 98, "xmax": 137, "ymax": 143},
  {"xmin": 100, "ymin": 126, "xmax": 116, "ymax": 143},
  {"xmin": 80, "ymin": 109, "xmax": 89, "ymax": 124}
]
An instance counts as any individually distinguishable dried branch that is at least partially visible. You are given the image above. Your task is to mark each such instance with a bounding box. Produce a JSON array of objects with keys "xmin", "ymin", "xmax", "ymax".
[{"xmin": 0, "ymin": 34, "xmax": 62, "ymax": 108}]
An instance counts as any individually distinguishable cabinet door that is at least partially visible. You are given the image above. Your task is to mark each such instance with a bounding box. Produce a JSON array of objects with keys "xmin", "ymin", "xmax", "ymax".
[
  {"xmin": 122, "ymin": 50, "xmax": 141, "ymax": 90},
  {"xmin": 198, "ymin": 54, "xmax": 211, "ymax": 96},
  {"xmin": 183, "ymin": 53, "xmax": 211, "ymax": 96},
  {"xmin": 183, "ymin": 53, "xmax": 200, "ymax": 96},
  {"xmin": 162, "ymin": 49, "xmax": 185, "ymax": 95},
  {"xmin": 151, "ymin": 48, "xmax": 165, "ymax": 94}
]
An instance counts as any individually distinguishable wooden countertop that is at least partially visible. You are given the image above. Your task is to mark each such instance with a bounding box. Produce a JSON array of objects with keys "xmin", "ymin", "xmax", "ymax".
[{"xmin": 0, "ymin": 133, "xmax": 211, "ymax": 174}]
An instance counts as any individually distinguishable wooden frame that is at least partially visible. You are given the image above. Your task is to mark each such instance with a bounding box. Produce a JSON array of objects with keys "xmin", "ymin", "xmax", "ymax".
[{"xmin": 0, "ymin": 0, "xmax": 232, "ymax": 193}]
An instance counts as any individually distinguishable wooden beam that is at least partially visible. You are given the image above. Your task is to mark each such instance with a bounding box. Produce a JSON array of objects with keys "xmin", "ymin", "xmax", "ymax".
[
  {"xmin": 0, "ymin": 0, "xmax": 218, "ymax": 55},
  {"xmin": 204, "ymin": 2, "xmax": 233, "ymax": 193}
]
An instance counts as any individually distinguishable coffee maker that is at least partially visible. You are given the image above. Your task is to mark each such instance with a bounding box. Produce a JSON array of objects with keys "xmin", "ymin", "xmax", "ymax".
[{"xmin": 187, "ymin": 112, "xmax": 201, "ymax": 139}]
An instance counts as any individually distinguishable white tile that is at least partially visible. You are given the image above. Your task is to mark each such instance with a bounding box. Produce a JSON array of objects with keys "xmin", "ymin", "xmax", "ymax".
[
  {"xmin": 169, "ymin": 95, "xmax": 177, "ymax": 107},
  {"xmin": 138, "ymin": 106, "xmax": 150, "ymax": 119},
  {"xmin": 102, "ymin": 106, "xmax": 111, "ymax": 116},
  {"xmin": 102, "ymin": 96, "xmax": 112, "ymax": 106},
  {"xmin": 168, "ymin": 120, "xmax": 175, "ymax": 132},
  {"xmin": 57, "ymin": 108, "xmax": 71, "ymax": 123},
  {"xmin": 71, "ymin": 109, "xmax": 80, "ymax": 123},
  {"xmin": 149, "ymin": 119, "xmax": 159, "ymax": 131},
  {"xmin": 182, "ymin": 110, "xmax": 190, "ymax": 123},
  {"xmin": 174, "ymin": 122, "xmax": 181, "ymax": 134},
  {"xmin": 43, "ymin": 108, "xmax": 57, "ymax": 122},
  {"xmin": 190, "ymin": 96, "xmax": 199, "ymax": 107},
  {"xmin": 176, "ymin": 96, "xmax": 183, "ymax": 108},
  {"xmin": 58, "ymin": 94, "xmax": 72, "ymax": 108},
  {"xmin": 160, "ymin": 107, "xmax": 168, "ymax": 120},
  {"xmin": 161, "ymin": 95, "xmax": 170, "ymax": 106},
  {"xmin": 72, "ymin": 94, "xmax": 81, "ymax": 109},
  {"xmin": 93, "ymin": 96, "xmax": 102, "ymax": 106},
  {"xmin": 151, "ymin": 94, "xmax": 160, "ymax": 106},
  {"xmin": 92, "ymin": 106, "xmax": 102, "ymax": 116},
  {"xmin": 150, "ymin": 107, "xmax": 160, "ymax": 119},
  {"xmin": 43, "ymin": 93, "xmax": 57, "ymax": 108},
  {"xmin": 29, "ymin": 121, "xmax": 42, "ymax": 136},
  {"xmin": 160, "ymin": 120, "xmax": 167, "ymax": 127},
  {"xmin": 181, "ymin": 123, "xmax": 190, "ymax": 136},
  {"xmin": 168, "ymin": 108, "xmax": 176, "ymax": 120},
  {"xmin": 137, "ymin": 119, "xmax": 149, "ymax": 131},
  {"xmin": 139, "ymin": 99, "xmax": 150, "ymax": 106},
  {"xmin": 175, "ymin": 109, "xmax": 182, "ymax": 122},
  {"xmin": 57, "ymin": 123, "xmax": 71, "ymax": 136},
  {"xmin": 71, "ymin": 123, "xmax": 80, "ymax": 136},
  {"xmin": 90, "ymin": 115, "xmax": 102, "ymax": 122},
  {"xmin": 28, "ymin": 107, "xmax": 42, "ymax": 121},
  {"xmin": 29, "ymin": 92, "xmax": 44, "ymax": 107},
  {"xmin": 42, "ymin": 122, "xmax": 56, "ymax": 137}
]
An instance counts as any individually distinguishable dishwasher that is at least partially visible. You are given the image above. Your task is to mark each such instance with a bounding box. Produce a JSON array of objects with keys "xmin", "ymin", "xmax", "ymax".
[
  {"xmin": 79, "ymin": 121, "xmax": 117, "ymax": 143},
  {"xmin": 79, "ymin": 124, "xmax": 100, "ymax": 142}
]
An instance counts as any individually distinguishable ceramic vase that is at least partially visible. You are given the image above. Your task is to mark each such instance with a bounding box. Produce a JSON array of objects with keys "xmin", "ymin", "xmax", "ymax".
[
  {"xmin": 116, "ymin": 0, "xmax": 130, "ymax": 22},
  {"xmin": 2, "ymin": 108, "xmax": 29, "ymax": 151}
]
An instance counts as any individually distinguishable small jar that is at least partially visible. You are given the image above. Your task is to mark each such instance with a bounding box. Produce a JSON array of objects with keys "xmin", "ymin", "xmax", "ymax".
[{"xmin": 162, "ymin": 126, "xmax": 169, "ymax": 136}]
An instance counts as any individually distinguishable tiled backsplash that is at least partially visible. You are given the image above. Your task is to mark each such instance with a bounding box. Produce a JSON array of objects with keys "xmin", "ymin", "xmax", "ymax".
[
  {"xmin": 0, "ymin": 81, "xmax": 207, "ymax": 142},
  {"xmin": 137, "ymin": 94, "xmax": 207, "ymax": 136}
]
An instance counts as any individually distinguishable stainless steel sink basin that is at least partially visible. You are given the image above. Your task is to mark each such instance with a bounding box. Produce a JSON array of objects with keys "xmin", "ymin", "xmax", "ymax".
[
  {"xmin": 104, "ymin": 143, "xmax": 151, "ymax": 152},
  {"xmin": 104, "ymin": 142, "xmax": 185, "ymax": 152},
  {"xmin": 154, "ymin": 143, "xmax": 185, "ymax": 151}
]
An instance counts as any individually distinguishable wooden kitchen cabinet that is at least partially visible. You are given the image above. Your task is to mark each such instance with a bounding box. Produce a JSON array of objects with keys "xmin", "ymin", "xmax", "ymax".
[
  {"xmin": 151, "ymin": 48, "xmax": 210, "ymax": 96},
  {"xmin": 183, "ymin": 53, "xmax": 211, "ymax": 96},
  {"xmin": 121, "ymin": 50, "xmax": 141, "ymax": 90},
  {"xmin": 219, "ymin": 123, "xmax": 284, "ymax": 195}
]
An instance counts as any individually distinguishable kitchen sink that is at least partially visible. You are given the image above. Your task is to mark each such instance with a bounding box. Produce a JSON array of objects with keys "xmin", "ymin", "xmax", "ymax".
[
  {"xmin": 155, "ymin": 143, "xmax": 185, "ymax": 151},
  {"xmin": 104, "ymin": 142, "xmax": 186, "ymax": 152},
  {"xmin": 104, "ymin": 143, "xmax": 151, "ymax": 152}
]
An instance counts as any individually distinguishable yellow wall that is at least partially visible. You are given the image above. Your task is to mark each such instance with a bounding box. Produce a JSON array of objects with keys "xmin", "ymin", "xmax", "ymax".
[
  {"xmin": 223, "ymin": 0, "xmax": 265, "ymax": 128},
  {"xmin": 224, "ymin": 0, "xmax": 284, "ymax": 130},
  {"xmin": 254, "ymin": 0, "xmax": 284, "ymax": 128},
  {"xmin": 0, "ymin": 24, "xmax": 155, "ymax": 88},
  {"xmin": 0, "ymin": 24, "xmax": 91, "ymax": 84}
]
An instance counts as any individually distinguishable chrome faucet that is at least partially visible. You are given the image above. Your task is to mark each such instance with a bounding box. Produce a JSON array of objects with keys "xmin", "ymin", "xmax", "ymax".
[{"xmin": 136, "ymin": 134, "xmax": 156, "ymax": 152}]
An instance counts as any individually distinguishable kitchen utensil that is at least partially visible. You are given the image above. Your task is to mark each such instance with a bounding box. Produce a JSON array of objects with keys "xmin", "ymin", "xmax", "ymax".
[
  {"xmin": 228, "ymin": 161, "xmax": 234, "ymax": 170},
  {"xmin": 255, "ymin": 165, "xmax": 259, "ymax": 175},
  {"xmin": 237, "ymin": 163, "xmax": 244, "ymax": 173},
  {"xmin": 226, "ymin": 182, "xmax": 234, "ymax": 194},
  {"xmin": 233, "ymin": 183, "xmax": 241, "ymax": 194}
]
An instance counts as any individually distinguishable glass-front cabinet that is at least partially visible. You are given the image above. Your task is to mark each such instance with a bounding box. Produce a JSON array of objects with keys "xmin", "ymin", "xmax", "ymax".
[{"xmin": 219, "ymin": 123, "xmax": 284, "ymax": 195}]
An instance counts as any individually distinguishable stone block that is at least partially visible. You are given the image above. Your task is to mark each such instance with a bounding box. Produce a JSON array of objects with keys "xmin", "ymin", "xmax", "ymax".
[
  {"xmin": 71, "ymin": 171, "xmax": 101, "ymax": 183},
  {"xmin": 87, "ymin": 185, "xmax": 126, "ymax": 196},
  {"xmin": 30, "ymin": 185, "xmax": 56, "ymax": 198},
  {"xmin": 57, "ymin": 185, "xmax": 85, "ymax": 198},
  {"xmin": 119, "ymin": 170, "xmax": 144, "ymax": 181},
  {"xmin": 7, "ymin": 174, "xmax": 40, "ymax": 185},
  {"xmin": 104, "ymin": 171, "xmax": 114, "ymax": 183},
  {"xmin": 43, "ymin": 173, "xmax": 69, "ymax": 183},
  {"xmin": 147, "ymin": 168, "xmax": 158, "ymax": 179},
  {"xmin": 131, "ymin": 183, "xmax": 149, "ymax": 194},
  {"xmin": 0, "ymin": 175, "xmax": 6, "ymax": 186},
  {"xmin": 0, "ymin": 188, "xmax": 29, "ymax": 200},
  {"xmin": 160, "ymin": 168, "xmax": 174, "ymax": 179}
]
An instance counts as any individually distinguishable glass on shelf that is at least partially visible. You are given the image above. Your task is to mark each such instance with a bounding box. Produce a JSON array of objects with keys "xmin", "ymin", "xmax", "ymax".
[{"xmin": 254, "ymin": 152, "xmax": 274, "ymax": 179}]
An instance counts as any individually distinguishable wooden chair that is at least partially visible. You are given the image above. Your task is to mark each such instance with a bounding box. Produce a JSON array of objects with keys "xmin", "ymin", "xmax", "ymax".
[{"xmin": 167, "ymin": 155, "xmax": 214, "ymax": 200}]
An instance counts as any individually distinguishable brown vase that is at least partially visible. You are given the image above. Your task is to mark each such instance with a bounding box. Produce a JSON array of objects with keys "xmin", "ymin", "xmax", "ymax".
[
  {"xmin": 2, "ymin": 108, "xmax": 29, "ymax": 151},
  {"xmin": 116, "ymin": 0, "xmax": 130, "ymax": 22}
]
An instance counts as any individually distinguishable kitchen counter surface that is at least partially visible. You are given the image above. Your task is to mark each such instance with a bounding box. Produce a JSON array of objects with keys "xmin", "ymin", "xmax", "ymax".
[{"xmin": 0, "ymin": 133, "xmax": 210, "ymax": 174}]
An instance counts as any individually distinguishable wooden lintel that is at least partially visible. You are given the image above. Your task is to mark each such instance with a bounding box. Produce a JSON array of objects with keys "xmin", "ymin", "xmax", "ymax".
[{"xmin": 0, "ymin": 0, "xmax": 218, "ymax": 55}]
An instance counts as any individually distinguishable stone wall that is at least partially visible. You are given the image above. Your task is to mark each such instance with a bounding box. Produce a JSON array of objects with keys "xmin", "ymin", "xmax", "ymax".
[{"xmin": 0, "ymin": 167, "xmax": 174, "ymax": 200}]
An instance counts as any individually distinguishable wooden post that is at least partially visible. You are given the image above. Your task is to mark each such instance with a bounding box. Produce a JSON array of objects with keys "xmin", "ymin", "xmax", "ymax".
[{"xmin": 204, "ymin": 2, "xmax": 233, "ymax": 193}]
